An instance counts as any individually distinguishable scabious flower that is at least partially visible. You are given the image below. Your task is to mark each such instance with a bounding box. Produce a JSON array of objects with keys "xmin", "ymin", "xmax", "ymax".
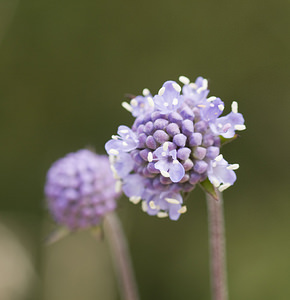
[
  {"xmin": 105, "ymin": 76, "xmax": 245, "ymax": 220},
  {"xmin": 44, "ymin": 149, "xmax": 120, "ymax": 230}
]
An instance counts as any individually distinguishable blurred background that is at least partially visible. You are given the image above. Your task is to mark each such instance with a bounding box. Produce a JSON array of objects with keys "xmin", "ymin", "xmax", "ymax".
[{"xmin": 0, "ymin": 0, "xmax": 290, "ymax": 299}]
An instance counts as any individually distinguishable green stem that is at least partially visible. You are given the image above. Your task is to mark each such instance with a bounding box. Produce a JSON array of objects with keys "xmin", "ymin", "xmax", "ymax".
[
  {"xmin": 206, "ymin": 191, "xmax": 228, "ymax": 300},
  {"xmin": 103, "ymin": 212, "xmax": 140, "ymax": 300}
]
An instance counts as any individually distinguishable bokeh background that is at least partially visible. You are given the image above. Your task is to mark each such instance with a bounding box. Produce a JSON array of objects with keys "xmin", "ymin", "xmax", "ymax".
[{"xmin": 0, "ymin": 0, "xmax": 290, "ymax": 299}]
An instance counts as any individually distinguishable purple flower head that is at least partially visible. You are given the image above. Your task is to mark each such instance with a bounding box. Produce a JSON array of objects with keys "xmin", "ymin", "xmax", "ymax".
[
  {"xmin": 106, "ymin": 76, "xmax": 245, "ymax": 220},
  {"xmin": 45, "ymin": 149, "xmax": 120, "ymax": 230}
]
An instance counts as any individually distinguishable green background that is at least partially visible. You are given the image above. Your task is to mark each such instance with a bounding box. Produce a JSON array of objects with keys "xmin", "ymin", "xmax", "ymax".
[{"xmin": 0, "ymin": 0, "xmax": 289, "ymax": 299}]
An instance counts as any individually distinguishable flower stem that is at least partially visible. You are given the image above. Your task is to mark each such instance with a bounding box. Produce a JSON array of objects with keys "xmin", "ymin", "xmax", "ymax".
[
  {"xmin": 206, "ymin": 191, "xmax": 228, "ymax": 300},
  {"xmin": 103, "ymin": 211, "xmax": 140, "ymax": 300}
]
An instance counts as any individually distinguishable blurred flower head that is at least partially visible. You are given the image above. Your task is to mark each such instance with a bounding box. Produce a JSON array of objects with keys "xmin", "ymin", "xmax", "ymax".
[
  {"xmin": 105, "ymin": 76, "xmax": 245, "ymax": 220},
  {"xmin": 45, "ymin": 149, "xmax": 120, "ymax": 230}
]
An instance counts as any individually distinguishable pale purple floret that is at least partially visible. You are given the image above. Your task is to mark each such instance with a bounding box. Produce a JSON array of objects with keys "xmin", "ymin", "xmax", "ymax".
[
  {"xmin": 113, "ymin": 152, "xmax": 135, "ymax": 177},
  {"xmin": 200, "ymin": 97, "xmax": 224, "ymax": 122},
  {"xmin": 105, "ymin": 125, "xmax": 138, "ymax": 154},
  {"xmin": 160, "ymin": 191, "xmax": 183, "ymax": 220},
  {"xmin": 143, "ymin": 190, "xmax": 183, "ymax": 220},
  {"xmin": 130, "ymin": 95, "xmax": 154, "ymax": 117},
  {"xmin": 122, "ymin": 173, "xmax": 146, "ymax": 198},
  {"xmin": 210, "ymin": 112, "xmax": 245, "ymax": 138},
  {"xmin": 153, "ymin": 81, "xmax": 184, "ymax": 114},
  {"xmin": 153, "ymin": 144, "xmax": 185, "ymax": 183},
  {"xmin": 207, "ymin": 157, "xmax": 237, "ymax": 191},
  {"xmin": 45, "ymin": 150, "xmax": 120, "ymax": 230},
  {"xmin": 182, "ymin": 76, "xmax": 209, "ymax": 107}
]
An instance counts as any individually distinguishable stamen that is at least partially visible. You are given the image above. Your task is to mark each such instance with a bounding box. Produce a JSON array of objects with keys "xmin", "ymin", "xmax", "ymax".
[
  {"xmin": 165, "ymin": 197, "xmax": 180, "ymax": 204},
  {"xmin": 212, "ymin": 161, "xmax": 217, "ymax": 168},
  {"xmin": 173, "ymin": 159, "xmax": 179, "ymax": 164},
  {"xmin": 157, "ymin": 212, "xmax": 168, "ymax": 218},
  {"xmin": 161, "ymin": 170, "xmax": 170, "ymax": 178},
  {"xmin": 218, "ymin": 123, "xmax": 223, "ymax": 129},
  {"xmin": 142, "ymin": 201, "xmax": 148, "ymax": 212},
  {"xmin": 115, "ymin": 180, "xmax": 122, "ymax": 193},
  {"xmin": 142, "ymin": 88, "xmax": 150, "ymax": 96},
  {"xmin": 218, "ymin": 183, "xmax": 231, "ymax": 192},
  {"xmin": 158, "ymin": 87, "xmax": 165, "ymax": 96},
  {"xmin": 202, "ymin": 78, "xmax": 208, "ymax": 89},
  {"xmin": 197, "ymin": 104, "xmax": 206, "ymax": 108},
  {"xmin": 197, "ymin": 87, "xmax": 205, "ymax": 93},
  {"xmin": 149, "ymin": 201, "xmax": 156, "ymax": 209},
  {"xmin": 179, "ymin": 75, "xmax": 190, "ymax": 85},
  {"xmin": 189, "ymin": 83, "xmax": 197, "ymax": 89},
  {"xmin": 110, "ymin": 165, "xmax": 119, "ymax": 179},
  {"xmin": 172, "ymin": 82, "xmax": 181, "ymax": 93},
  {"xmin": 147, "ymin": 152, "xmax": 153, "ymax": 162},
  {"xmin": 147, "ymin": 97, "xmax": 154, "ymax": 107},
  {"xmin": 178, "ymin": 206, "xmax": 187, "ymax": 214},
  {"xmin": 109, "ymin": 149, "xmax": 119, "ymax": 155},
  {"xmin": 234, "ymin": 124, "xmax": 246, "ymax": 131},
  {"xmin": 215, "ymin": 154, "xmax": 223, "ymax": 161},
  {"xmin": 111, "ymin": 135, "xmax": 119, "ymax": 140},
  {"xmin": 172, "ymin": 98, "xmax": 179, "ymax": 106},
  {"xmin": 122, "ymin": 102, "xmax": 133, "ymax": 112},
  {"xmin": 109, "ymin": 155, "xmax": 116, "ymax": 164},
  {"xmin": 218, "ymin": 104, "xmax": 225, "ymax": 111},
  {"xmin": 231, "ymin": 101, "xmax": 238, "ymax": 113},
  {"xmin": 163, "ymin": 142, "xmax": 169, "ymax": 151},
  {"xmin": 129, "ymin": 196, "xmax": 141, "ymax": 204},
  {"xmin": 164, "ymin": 102, "xmax": 169, "ymax": 107},
  {"xmin": 212, "ymin": 179, "xmax": 220, "ymax": 187},
  {"xmin": 122, "ymin": 141, "xmax": 128, "ymax": 146},
  {"xmin": 130, "ymin": 98, "xmax": 138, "ymax": 106},
  {"xmin": 119, "ymin": 129, "xmax": 129, "ymax": 134},
  {"xmin": 210, "ymin": 103, "xmax": 215, "ymax": 107},
  {"xmin": 161, "ymin": 152, "xmax": 167, "ymax": 157},
  {"xmin": 227, "ymin": 163, "xmax": 239, "ymax": 170},
  {"xmin": 207, "ymin": 96, "xmax": 216, "ymax": 102}
]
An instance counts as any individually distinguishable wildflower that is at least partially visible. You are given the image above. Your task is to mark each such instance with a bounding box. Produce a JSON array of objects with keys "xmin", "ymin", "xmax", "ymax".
[
  {"xmin": 44, "ymin": 149, "xmax": 120, "ymax": 230},
  {"xmin": 106, "ymin": 76, "xmax": 245, "ymax": 220}
]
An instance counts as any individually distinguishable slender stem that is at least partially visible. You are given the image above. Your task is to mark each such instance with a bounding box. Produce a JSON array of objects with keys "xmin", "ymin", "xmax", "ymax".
[
  {"xmin": 103, "ymin": 211, "xmax": 140, "ymax": 300},
  {"xmin": 206, "ymin": 191, "xmax": 228, "ymax": 300}
]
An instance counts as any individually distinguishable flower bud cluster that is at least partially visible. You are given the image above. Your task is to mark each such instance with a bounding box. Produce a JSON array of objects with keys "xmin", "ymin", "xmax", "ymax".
[
  {"xmin": 45, "ymin": 149, "xmax": 119, "ymax": 230},
  {"xmin": 106, "ymin": 76, "xmax": 245, "ymax": 220}
]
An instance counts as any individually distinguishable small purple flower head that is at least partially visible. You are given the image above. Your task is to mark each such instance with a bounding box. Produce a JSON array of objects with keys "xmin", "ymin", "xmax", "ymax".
[
  {"xmin": 45, "ymin": 149, "xmax": 120, "ymax": 230},
  {"xmin": 106, "ymin": 75, "xmax": 245, "ymax": 220}
]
